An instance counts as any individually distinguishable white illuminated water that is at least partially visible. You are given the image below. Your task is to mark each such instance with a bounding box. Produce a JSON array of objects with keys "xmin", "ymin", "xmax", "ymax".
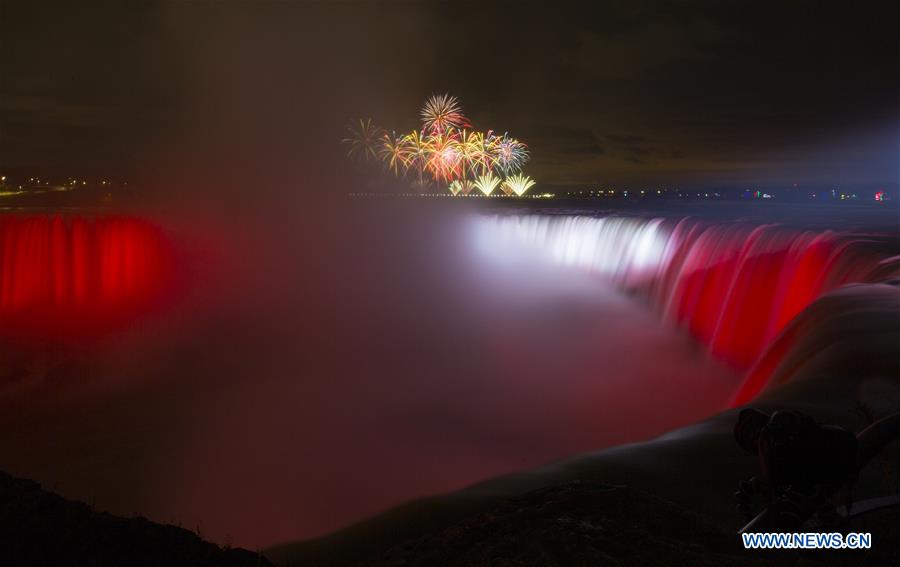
[{"xmin": 470, "ymin": 214, "xmax": 671, "ymax": 286}]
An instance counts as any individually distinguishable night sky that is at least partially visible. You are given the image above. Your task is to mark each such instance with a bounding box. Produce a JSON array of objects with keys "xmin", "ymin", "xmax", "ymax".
[{"xmin": 1, "ymin": 0, "xmax": 897, "ymax": 191}]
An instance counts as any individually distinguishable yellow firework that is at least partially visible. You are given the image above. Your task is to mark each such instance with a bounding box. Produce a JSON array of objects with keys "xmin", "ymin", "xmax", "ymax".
[
  {"xmin": 401, "ymin": 130, "xmax": 431, "ymax": 182},
  {"xmin": 474, "ymin": 173, "xmax": 501, "ymax": 196},
  {"xmin": 342, "ymin": 118, "xmax": 383, "ymax": 162},
  {"xmin": 503, "ymin": 173, "xmax": 536, "ymax": 196},
  {"xmin": 379, "ymin": 131, "xmax": 411, "ymax": 175},
  {"xmin": 449, "ymin": 179, "xmax": 476, "ymax": 196}
]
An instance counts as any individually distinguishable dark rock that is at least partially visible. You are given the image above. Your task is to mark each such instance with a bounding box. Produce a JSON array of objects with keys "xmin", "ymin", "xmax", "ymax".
[
  {"xmin": 0, "ymin": 469, "xmax": 273, "ymax": 567},
  {"xmin": 362, "ymin": 482, "xmax": 767, "ymax": 567}
]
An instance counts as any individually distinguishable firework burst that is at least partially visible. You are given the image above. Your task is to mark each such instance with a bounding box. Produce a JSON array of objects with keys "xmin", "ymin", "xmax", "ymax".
[
  {"xmin": 454, "ymin": 129, "xmax": 483, "ymax": 179},
  {"xmin": 425, "ymin": 130, "xmax": 463, "ymax": 182},
  {"xmin": 503, "ymin": 173, "xmax": 536, "ymax": 196},
  {"xmin": 463, "ymin": 130, "xmax": 496, "ymax": 176},
  {"xmin": 420, "ymin": 94, "xmax": 471, "ymax": 134},
  {"xmin": 449, "ymin": 179, "xmax": 476, "ymax": 196},
  {"xmin": 474, "ymin": 173, "xmax": 501, "ymax": 196},
  {"xmin": 379, "ymin": 131, "xmax": 411, "ymax": 175},
  {"xmin": 493, "ymin": 134, "xmax": 529, "ymax": 175},
  {"xmin": 401, "ymin": 130, "xmax": 430, "ymax": 183},
  {"xmin": 344, "ymin": 95, "xmax": 534, "ymax": 195},
  {"xmin": 342, "ymin": 118, "xmax": 383, "ymax": 162}
]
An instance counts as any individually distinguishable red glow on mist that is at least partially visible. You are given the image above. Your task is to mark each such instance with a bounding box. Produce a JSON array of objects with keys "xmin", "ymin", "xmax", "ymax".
[{"xmin": 0, "ymin": 215, "xmax": 179, "ymax": 342}]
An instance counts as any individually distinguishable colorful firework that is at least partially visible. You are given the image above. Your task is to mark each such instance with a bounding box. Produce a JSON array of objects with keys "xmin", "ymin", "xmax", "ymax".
[
  {"xmin": 503, "ymin": 173, "xmax": 536, "ymax": 196},
  {"xmin": 454, "ymin": 129, "xmax": 483, "ymax": 179},
  {"xmin": 474, "ymin": 173, "xmax": 501, "ymax": 196},
  {"xmin": 342, "ymin": 118, "xmax": 383, "ymax": 162},
  {"xmin": 344, "ymin": 95, "xmax": 535, "ymax": 195},
  {"xmin": 424, "ymin": 130, "xmax": 462, "ymax": 182},
  {"xmin": 463, "ymin": 130, "xmax": 496, "ymax": 176},
  {"xmin": 379, "ymin": 131, "xmax": 411, "ymax": 175},
  {"xmin": 420, "ymin": 94, "xmax": 471, "ymax": 134},
  {"xmin": 493, "ymin": 134, "xmax": 529, "ymax": 175},
  {"xmin": 449, "ymin": 179, "xmax": 476, "ymax": 196},
  {"xmin": 401, "ymin": 130, "xmax": 430, "ymax": 183}
]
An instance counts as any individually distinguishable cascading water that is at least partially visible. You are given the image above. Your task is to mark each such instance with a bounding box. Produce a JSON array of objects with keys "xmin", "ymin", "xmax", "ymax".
[
  {"xmin": 473, "ymin": 213, "xmax": 900, "ymax": 405},
  {"xmin": 2, "ymin": 210, "xmax": 895, "ymax": 404},
  {"xmin": 0, "ymin": 215, "xmax": 177, "ymax": 341}
]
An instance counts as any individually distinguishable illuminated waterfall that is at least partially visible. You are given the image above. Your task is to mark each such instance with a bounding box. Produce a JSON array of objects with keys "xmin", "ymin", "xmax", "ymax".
[
  {"xmin": 474, "ymin": 213, "xmax": 900, "ymax": 402},
  {"xmin": 481, "ymin": 215, "xmax": 671, "ymax": 285},
  {"xmin": 0, "ymin": 215, "xmax": 176, "ymax": 340}
]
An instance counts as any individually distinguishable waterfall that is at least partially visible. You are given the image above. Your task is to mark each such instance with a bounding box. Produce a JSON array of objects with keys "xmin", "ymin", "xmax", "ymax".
[
  {"xmin": 0, "ymin": 215, "xmax": 176, "ymax": 340},
  {"xmin": 474, "ymin": 213, "xmax": 900, "ymax": 403}
]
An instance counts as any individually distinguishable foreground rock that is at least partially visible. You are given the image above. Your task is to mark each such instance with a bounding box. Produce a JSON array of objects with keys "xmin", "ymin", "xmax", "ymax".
[
  {"xmin": 280, "ymin": 480, "xmax": 900, "ymax": 567},
  {"xmin": 364, "ymin": 482, "xmax": 762, "ymax": 567},
  {"xmin": 0, "ymin": 470, "xmax": 272, "ymax": 567}
]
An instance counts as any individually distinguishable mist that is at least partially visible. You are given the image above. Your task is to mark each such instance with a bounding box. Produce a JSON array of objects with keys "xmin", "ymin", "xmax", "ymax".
[{"xmin": 0, "ymin": 199, "xmax": 740, "ymax": 547}]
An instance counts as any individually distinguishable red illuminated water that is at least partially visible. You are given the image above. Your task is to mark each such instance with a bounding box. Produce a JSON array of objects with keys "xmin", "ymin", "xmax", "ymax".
[
  {"xmin": 0, "ymin": 215, "xmax": 177, "ymax": 341},
  {"xmin": 648, "ymin": 221, "xmax": 897, "ymax": 403},
  {"xmin": 653, "ymin": 223, "xmax": 884, "ymax": 362},
  {"xmin": 479, "ymin": 214, "xmax": 900, "ymax": 405}
]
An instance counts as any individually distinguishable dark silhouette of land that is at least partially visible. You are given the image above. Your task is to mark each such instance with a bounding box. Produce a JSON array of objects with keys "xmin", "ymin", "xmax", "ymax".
[{"xmin": 0, "ymin": 470, "xmax": 272, "ymax": 567}]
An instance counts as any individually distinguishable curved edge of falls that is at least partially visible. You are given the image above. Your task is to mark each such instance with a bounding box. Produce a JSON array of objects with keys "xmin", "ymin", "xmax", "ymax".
[{"xmin": 471, "ymin": 213, "xmax": 900, "ymax": 405}]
